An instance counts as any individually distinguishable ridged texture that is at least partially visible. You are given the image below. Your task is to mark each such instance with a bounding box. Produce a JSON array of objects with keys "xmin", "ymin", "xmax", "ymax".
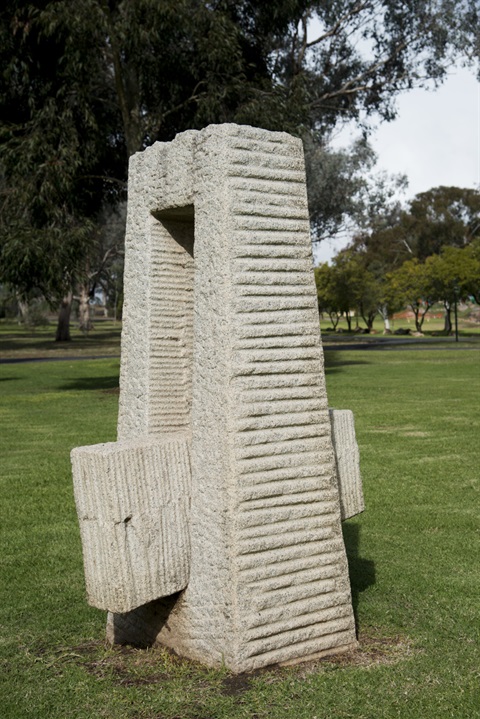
[
  {"xmin": 117, "ymin": 132, "xmax": 196, "ymax": 439},
  {"xmin": 223, "ymin": 131, "xmax": 356, "ymax": 667},
  {"xmin": 71, "ymin": 436, "xmax": 191, "ymax": 613},
  {"xmin": 329, "ymin": 409, "xmax": 365, "ymax": 520},
  {"xmin": 105, "ymin": 125, "xmax": 357, "ymax": 672},
  {"xmin": 147, "ymin": 217, "xmax": 194, "ymax": 434}
]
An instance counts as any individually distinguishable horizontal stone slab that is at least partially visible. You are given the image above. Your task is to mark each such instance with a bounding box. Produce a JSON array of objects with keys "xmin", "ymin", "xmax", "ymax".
[
  {"xmin": 71, "ymin": 435, "xmax": 191, "ymax": 613},
  {"xmin": 72, "ymin": 411, "xmax": 362, "ymax": 616}
]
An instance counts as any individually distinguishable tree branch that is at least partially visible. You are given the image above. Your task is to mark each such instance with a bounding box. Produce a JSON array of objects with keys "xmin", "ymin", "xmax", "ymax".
[
  {"xmin": 306, "ymin": 2, "xmax": 372, "ymax": 49},
  {"xmin": 311, "ymin": 42, "xmax": 409, "ymax": 106},
  {"xmin": 77, "ymin": 175, "xmax": 127, "ymax": 188}
]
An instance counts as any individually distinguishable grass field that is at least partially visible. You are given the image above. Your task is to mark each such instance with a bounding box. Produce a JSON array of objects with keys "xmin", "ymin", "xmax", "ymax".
[
  {"xmin": 0, "ymin": 346, "xmax": 479, "ymax": 718},
  {"xmin": 1, "ymin": 312, "xmax": 479, "ymax": 364},
  {"xmin": 0, "ymin": 320, "xmax": 122, "ymax": 359}
]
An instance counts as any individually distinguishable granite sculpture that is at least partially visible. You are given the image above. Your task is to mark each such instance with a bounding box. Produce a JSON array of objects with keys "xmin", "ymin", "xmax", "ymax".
[{"xmin": 71, "ymin": 123, "xmax": 364, "ymax": 673}]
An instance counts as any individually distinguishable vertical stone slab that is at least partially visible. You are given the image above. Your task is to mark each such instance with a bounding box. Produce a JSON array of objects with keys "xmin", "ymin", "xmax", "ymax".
[
  {"xmin": 108, "ymin": 124, "xmax": 357, "ymax": 671},
  {"xmin": 329, "ymin": 409, "xmax": 365, "ymax": 521},
  {"xmin": 225, "ymin": 127, "xmax": 356, "ymax": 668},
  {"xmin": 118, "ymin": 134, "xmax": 196, "ymax": 439}
]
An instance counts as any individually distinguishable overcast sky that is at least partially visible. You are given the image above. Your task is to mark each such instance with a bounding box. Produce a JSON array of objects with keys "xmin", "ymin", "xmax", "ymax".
[{"xmin": 315, "ymin": 66, "xmax": 480, "ymax": 263}]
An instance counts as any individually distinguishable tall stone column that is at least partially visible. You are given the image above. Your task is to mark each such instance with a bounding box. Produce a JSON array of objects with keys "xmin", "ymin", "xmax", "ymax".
[{"xmin": 103, "ymin": 124, "xmax": 357, "ymax": 671}]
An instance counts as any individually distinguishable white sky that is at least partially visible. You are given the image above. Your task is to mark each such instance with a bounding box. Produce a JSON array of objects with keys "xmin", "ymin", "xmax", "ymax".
[{"xmin": 315, "ymin": 66, "xmax": 480, "ymax": 264}]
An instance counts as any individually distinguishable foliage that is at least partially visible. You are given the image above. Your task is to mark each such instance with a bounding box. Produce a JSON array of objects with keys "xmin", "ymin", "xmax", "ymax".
[
  {"xmin": 407, "ymin": 186, "xmax": 480, "ymax": 259},
  {"xmin": 464, "ymin": 238, "xmax": 480, "ymax": 303},
  {"xmin": 331, "ymin": 186, "xmax": 480, "ymax": 332},
  {"xmin": 259, "ymin": 0, "xmax": 479, "ymax": 136},
  {"xmin": 1, "ymin": 1, "xmax": 479, "ymax": 309},
  {"xmin": 421, "ymin": 245, "xmax": 480, "ymax": 331},
  {"xmin": 0, "ymin": 0, "xmax": 123, "ymax": 304},
  {"xmin": 305, "ymin": 135, "xmax": 407, "ymax": 244},
  {"xmin": 314, "ymin": 262, "xmax": 342, "ymax": 328},
  {"xmin": 317, "ymin": 248, "xmax": 391, "ymax": 331},
  {"xmin": 386, "ymin": 258, "xmax": 436, "ymax": 331},
  {"xmin": 353, "ymin": 186, "xmax": 480, "ymax": 272}
]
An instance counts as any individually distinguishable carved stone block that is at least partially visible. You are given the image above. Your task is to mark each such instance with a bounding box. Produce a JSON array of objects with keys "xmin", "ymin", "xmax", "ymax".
[
  {"xmin": 72, "ymin": 124, "xmax": 365, "ymax": 672},
  {"xmin": 330, "ymin": 409, "xmax": 365, "ymax": 520},
  {"xmin": 72, "ymin": 436, "xmax": 190, "ymax": 613}
]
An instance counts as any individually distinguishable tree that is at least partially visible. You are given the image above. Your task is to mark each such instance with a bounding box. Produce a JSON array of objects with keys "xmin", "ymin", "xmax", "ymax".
[
  {"xmin": 316, "ymin": 248, "xmax": 387, "ymax": 332},
  {"xmin": 0, "ymin": 0, "xmax": 126, "ymax": 338},
  {"xmin": 332, "ymin": 248, "xmax": 388, "ymax": 332},
  {"xmin": 314, "ymin": 263, "xmax": 342, "ymax": 329},
  {"xmin": 1, "ymin": 1, "xmax": 478, "ymax": 338},
  {"xmin": 270, "ymin": 1, "xmax": 479, "ymax": 135},
  {"xmin": 425, "ymin": 245, "xmax": 480, "ymax": 332},
  {"xmin": 305, "ymin": 134, "xmax": 408, "ymax": 244},
  {"xmin": 74, "ymin": 203, "xmax": 126, "ymax": 333},
  {"xmin": 408, "ymin": 186, "xmax": 480, "ymax": 260},
  {"xmin": 328, "ymin": 251, "xmax": 362, "ymax": 330},
  {"xmin": 386, "ymin": 259, "xmax": 436, "ymax": 331},
  {"xmin": 350, "ymin": 186, "xmax": 480, "ymax": 302},
  {"xmin": 464, "ymin": 239, "xmax": 480, "ymax": 304}
]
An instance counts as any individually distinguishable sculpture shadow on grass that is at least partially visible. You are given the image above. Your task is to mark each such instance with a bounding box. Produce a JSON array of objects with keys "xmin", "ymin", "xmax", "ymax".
[
  {"xmin": 323, "ymin": 350, "xmax": 370, "ymax": 375},
  {"xmin": 342, "ymin": 522, "xmax": 376, "ymax": 631},
  {"xmin": 109, "ymin": 526, "xmax": 376, "ymax": 649},
  {"xmin": 61, "ymin": 376, "xmax": 119, "ymax": 392},
  {"xmin": 109, "ymin": 592, "xmax": 181, "ymax": 648}
]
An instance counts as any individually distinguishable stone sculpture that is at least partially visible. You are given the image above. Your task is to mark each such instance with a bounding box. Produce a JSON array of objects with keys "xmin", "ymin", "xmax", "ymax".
[{"xmin": 72, "ymin": 124, "xmax": 364, "ymax": 673}]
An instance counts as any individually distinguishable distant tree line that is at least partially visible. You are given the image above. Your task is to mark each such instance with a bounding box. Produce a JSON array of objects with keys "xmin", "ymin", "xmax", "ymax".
[
  {"xmin": 0, "ymin": 1, "xmax": 478, "ymax": 338},
  {"xmin": 315, "ymin": 186, "xmax": 480, "ymax": 333}
]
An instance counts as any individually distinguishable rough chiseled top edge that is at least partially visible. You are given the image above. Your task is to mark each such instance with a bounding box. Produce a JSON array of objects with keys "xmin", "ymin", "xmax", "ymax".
[
  {"xmin": 71, "ymin": 432, "xmax": 190, "ymax": 457},
  {"xmin": 129, "ymin": 123, "xmax": 301, "ymax": 165}
]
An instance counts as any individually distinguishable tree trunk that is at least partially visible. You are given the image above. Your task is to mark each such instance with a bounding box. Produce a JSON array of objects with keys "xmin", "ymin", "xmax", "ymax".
[
  {"xmin": 366, "ymin": 314, "xmax": 375, "ymax": 332},
  {"xmin": 78, "ymin": 284, "xmax": 93, "ymax": 333},
  {"xmin": 102, "ymin": 3, "xmax": 142, "ymax": 157},
  {"xmin": 56, "ymin": 292, "xmax": 73, "ymax": 341},
  {"xmin": 443, "ymin": 301, "xmax": 452, "ymax": 333},
  {"xmin": 345, "ymin": 311, "xmax": 352, "ymax": 331},
  {"xmin": 413, "ymin": 307, "xmax": 421, "ymax": 331},
  {"xmin": 414, "ymin": 303, "xmax": 431, "ymax": 331},
  {"xmin": 380, "ymin": 305, "xmax": 391, "ymax": 333},
  {"xmin": 329, "ymin": 311, "xmax": 340, "ymax": 330},
  {"xmin": 360, "ymin": 306, "xmax": 376, "ymax": 332},
  {"xmin": 16, "ymin": 296, "xmax": 29, "ymax": 325}
]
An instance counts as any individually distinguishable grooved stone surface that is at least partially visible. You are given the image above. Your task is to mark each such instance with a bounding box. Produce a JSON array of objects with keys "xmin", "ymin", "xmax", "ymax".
[
  {"xmin": 71, "ymin": 436, "xmax": 191, "ymax": 613},
  {"xmin": 330, "ymin": 409, "xmax": 365, "ymax": 520},
  {"xmin": 105, "ymin": 124, "xmax": 358, "ymax": 671}
]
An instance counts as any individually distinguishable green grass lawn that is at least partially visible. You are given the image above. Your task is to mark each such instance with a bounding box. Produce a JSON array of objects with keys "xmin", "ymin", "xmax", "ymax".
[
  {"xmin": 0, "ymin": 320, "xmax": 122, "ymax": 359},
  {"xmin": 2, "ymin": 313, "xmax": 479, "ymax": 362},
  {"xmin": 0, "ymin": 348, "xmax": 479, "ymax": 718}
]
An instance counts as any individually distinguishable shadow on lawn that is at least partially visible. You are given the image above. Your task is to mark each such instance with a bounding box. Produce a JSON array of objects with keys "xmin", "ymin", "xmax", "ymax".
[
  {"xmin": 108, "ymin": 528, "xmax": 377, "ymax": 649},
  {"xmin": 61, "ymin": 375, "xmax": 119, "ymax": 392},
  {"xmin": 324, "ymin": 350, "xmax": 370, "ymax": 375},
  {"xmin": 342, "ymin": 522, "xmax": 376, "ymax": 631}
]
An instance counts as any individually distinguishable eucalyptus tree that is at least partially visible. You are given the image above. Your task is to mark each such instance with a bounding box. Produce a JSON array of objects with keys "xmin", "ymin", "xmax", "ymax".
[
  {"xmin": 424, "ymin": 245, "xmax": 480, "ymax": 332},
  {"xmin": 386, "ymin": 259, "xmax": 437, "ymax": 331},
  {"xmin": 1, "ymin": 1, "xmax": 478, "ymax": 338}
]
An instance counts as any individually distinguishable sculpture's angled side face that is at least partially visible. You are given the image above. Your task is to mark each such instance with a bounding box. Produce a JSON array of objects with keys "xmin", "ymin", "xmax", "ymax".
[{"xmin": 72, "ymin": 124, "xmax": 363, "ymax": 673}]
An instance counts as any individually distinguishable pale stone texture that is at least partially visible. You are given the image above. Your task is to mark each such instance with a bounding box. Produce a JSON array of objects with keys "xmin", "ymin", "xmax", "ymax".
[
  {"xmin": 100, "ymin": 124, "xmax": 359, "ymax": 672},
  {"xmin": 72, "ymin": 436, "xmax": 190, "ymax": 612},
  {"xmin": 329, "ymin": 409, "xmax": 365, "ymax": 520}
]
